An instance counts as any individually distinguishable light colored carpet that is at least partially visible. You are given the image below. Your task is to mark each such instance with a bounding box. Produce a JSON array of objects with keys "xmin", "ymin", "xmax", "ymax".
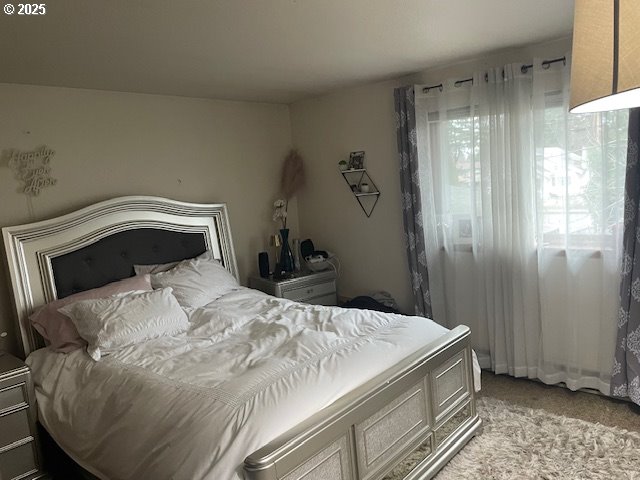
[
  {"xmin": 480, "ymin": 372, "xmax": 640, "ymax": 432},
  {"xmin": 434, "ymin": 397, "xmax": 640, "ymax": 479}
]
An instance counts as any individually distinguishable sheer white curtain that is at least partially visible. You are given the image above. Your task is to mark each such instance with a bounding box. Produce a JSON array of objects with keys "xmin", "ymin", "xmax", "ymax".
[{"xmin": 415, "ymin": 58, "xmax": 628, "ymax": 393}]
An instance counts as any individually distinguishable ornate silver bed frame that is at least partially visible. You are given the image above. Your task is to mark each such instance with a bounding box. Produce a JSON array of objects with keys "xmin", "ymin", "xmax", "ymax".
[{"xmin": 2, "ymin": 196, "xmax": 481, "ymax": 480}]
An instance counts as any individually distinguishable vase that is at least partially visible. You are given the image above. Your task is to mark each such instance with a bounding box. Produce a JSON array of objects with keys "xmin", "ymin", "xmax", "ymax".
[{"xmin": 279, "ymin": 228, "xmax": 294, "ymax": 273}]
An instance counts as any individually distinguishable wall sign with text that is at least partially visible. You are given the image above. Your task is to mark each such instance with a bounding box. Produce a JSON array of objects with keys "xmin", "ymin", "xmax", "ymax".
[{"xmin": 6, "ymin": 145, "xmax": 57, "ymax": 196}]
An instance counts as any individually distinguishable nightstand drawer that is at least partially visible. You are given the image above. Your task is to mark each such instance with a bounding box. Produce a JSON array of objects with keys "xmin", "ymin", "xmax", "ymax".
[
  {"xmin": 0, "ymin": 408, "xmax": 32, "ymax": 449},
  {"xmin": 283, "ymin": 281, "xmax": 335, "ymax": 302},
  {"xmin": 0, "ymin": 441, "xmax": 38, "ymax": 480},
  {"xmin": 0, "ymin": 353, "xmax": 42, "ymax": 479},
  {"xmin": 250, "ymin": 270, "xmax": 338, "ymax": 306},
  {"xmin": 0, "ymin": 383, "xmax": 27, "ymax": 415},
  {"xmin": 312, "ymin": 293, "xmax": 338, "ymax": 306}
]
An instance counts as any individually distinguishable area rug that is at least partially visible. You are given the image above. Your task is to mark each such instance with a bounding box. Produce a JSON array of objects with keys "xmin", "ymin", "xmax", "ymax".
[{"xmin": 431, "ymin": 396, "xmax": 640, "ymax": 479}]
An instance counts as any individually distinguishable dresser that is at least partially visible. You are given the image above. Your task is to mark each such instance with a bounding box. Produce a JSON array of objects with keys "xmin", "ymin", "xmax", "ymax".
[
  {"xmin": 0, "ymin": 352, "xmax": 45, "ymax": 480},
  {"xmin": 249, "ymin": 270, "xmax": 337, "ymax": 305}
]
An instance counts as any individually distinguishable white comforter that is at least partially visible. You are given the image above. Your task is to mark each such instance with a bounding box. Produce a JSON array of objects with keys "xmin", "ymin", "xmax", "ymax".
[{"xmin": 27, "ymin": 288, "xmax": 468, "ymax": 480}]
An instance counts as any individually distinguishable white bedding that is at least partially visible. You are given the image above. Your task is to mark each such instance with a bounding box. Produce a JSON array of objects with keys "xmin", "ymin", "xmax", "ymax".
[{"xmin": 27, "ymin": 288, "xmax": 479, "ymax": 480}]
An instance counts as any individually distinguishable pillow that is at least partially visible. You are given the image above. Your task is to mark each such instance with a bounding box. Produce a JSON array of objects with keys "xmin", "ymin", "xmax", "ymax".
[
  {"xmin": 58, "ymin": 287, "xmax": 189, "ymax": 361},
  {"xmin": 30, "ymin": 274, "xmax": 152, "ymax": 353},
  {"xmin": 150, "ymin": 254, "xmax": 239, "ymax": 308},
  {"xmin": 133, "ymin": 251, "xmax": 215, "ymax": 275},
  {"xmin": 134, "ymin": 260, "xmax": 181, "ymax": 276}
]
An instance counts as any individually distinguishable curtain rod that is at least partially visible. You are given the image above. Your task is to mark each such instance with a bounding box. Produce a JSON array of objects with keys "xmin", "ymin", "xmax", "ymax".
[
  {"xmin": 422, "ymin": 56, "xmax": 567, "ymax": 93},
  {"xmin": 521, "ymin": 56, "xmax": 566, "ymax": 74}
]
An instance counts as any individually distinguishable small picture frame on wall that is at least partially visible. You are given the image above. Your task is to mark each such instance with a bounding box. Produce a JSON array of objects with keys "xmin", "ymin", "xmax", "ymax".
[{"xmin": 348, "ymin": 151, "xmax": 365, "ymax": 170}]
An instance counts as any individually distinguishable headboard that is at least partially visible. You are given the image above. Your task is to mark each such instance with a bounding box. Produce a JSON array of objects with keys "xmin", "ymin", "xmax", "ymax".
[{"xmin": 2, "ymin": 196, "xmax": 238, "ymax": 357}]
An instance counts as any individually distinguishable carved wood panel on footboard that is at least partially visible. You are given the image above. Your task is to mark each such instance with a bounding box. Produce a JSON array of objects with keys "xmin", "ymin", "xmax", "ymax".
[{"xmin": 244, "ymin": 326, "xmax": 482, "ymax": 480}]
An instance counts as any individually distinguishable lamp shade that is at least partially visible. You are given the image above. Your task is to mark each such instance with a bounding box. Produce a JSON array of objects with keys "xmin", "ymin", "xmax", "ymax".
[{"xmin": 569, "ymin": 0, "xmax": 640, "ymax": 113}]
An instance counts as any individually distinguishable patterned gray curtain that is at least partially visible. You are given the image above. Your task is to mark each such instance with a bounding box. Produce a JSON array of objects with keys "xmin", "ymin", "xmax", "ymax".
[
  {"xmin": 394, "ymin": 86, "xmax": 432, "ymax": 318},
  {"xmin": 612, "ymin": 108, "xmax": 640, "ymax": 405}
]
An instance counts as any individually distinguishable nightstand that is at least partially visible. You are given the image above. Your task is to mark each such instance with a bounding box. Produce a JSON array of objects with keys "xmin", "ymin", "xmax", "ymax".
[
  {"xmin": 0, "ymin": 352, "xmax": 45, "ymax": 480},
  {"xmin": 249, "ymin": 270, "xmax": 337, "ymax": 305}
]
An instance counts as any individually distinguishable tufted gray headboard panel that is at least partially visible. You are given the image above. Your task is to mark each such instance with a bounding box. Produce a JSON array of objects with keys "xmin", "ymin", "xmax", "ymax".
[{"xmin": 51, "ymin": 228, "xmax": 206, "ymax": 298}]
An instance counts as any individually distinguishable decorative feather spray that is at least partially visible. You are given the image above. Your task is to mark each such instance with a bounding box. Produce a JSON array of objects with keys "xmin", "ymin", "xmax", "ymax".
[
  {"xmin": 273, "ymin": 149, "xmax": 305, "ymax": 229},
  {"xmin": 280, "ymin": 149, "xmax": 305, "ymax": 201}
]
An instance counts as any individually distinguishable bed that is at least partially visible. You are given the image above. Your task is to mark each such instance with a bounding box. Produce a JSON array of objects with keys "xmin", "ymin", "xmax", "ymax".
[{"xmin": 2, "ymin": 196, "xmax": 482, "ymax": 480}]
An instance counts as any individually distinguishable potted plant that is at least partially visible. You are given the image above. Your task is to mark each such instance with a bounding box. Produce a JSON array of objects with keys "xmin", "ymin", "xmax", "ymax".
[{"xmin": 338, "ymin": 160, "xmax": 348, "ymax": 171}]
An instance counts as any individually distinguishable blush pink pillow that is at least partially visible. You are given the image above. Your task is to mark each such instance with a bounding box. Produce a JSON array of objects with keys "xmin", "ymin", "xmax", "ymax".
[{"xmin": 30, "ymin": 274, "xmax": 152, "ymax": 353}]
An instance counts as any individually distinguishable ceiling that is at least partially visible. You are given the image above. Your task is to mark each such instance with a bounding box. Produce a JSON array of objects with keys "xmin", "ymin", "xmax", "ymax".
[{"xmin": 0, "ymin": 0, "xmax": 574, "ymax": 104}]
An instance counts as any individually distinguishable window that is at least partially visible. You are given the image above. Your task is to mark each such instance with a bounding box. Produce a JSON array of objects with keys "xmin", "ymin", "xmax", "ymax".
[
  {"xmin": 541, "ymin": 94, "xmax": 628, "ymax": 249},
  {"xmin": 425, "ymin": 98, "xmax": 628, "ymax": 251},
  {"xmin": 426, "ymin": 107, "xmax": 481, "ymax": 247}
]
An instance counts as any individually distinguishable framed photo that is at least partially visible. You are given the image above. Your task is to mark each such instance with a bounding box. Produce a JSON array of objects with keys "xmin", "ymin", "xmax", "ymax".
[
  {"xmin": 348, "ymin": 151, "xmax": 365, "ymax": 170},
  {"xmin": 453, "ymin": 215, "xmax": 473, "ymax": 245}
]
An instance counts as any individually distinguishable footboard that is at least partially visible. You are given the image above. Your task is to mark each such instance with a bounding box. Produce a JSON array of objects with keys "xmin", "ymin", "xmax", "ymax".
[{"xmin": 244, "ymin": 325, "xmax": 481, "ymax": 480}]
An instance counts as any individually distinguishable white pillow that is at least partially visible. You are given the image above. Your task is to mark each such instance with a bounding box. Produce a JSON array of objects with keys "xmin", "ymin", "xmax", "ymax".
[
  {"xmin": 150, "ymin": 254, "xmax": 239, "ymax": 308},
  {"xmin": 134, "ymin": 260, "xmax": 181, "ymax": 275},
  {"xmin": 58, "ymin": 288, "xmax": 189, "ymax": 361},
  {"xmin": 133, "ymin": 251, "xmax": 218, "ymax": 275}
]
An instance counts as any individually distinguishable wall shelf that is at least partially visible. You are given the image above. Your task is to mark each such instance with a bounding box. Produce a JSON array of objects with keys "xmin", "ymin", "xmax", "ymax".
[{"xmin": 340, "ymin": 168, "xmax": 380, "ymax": 217}]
